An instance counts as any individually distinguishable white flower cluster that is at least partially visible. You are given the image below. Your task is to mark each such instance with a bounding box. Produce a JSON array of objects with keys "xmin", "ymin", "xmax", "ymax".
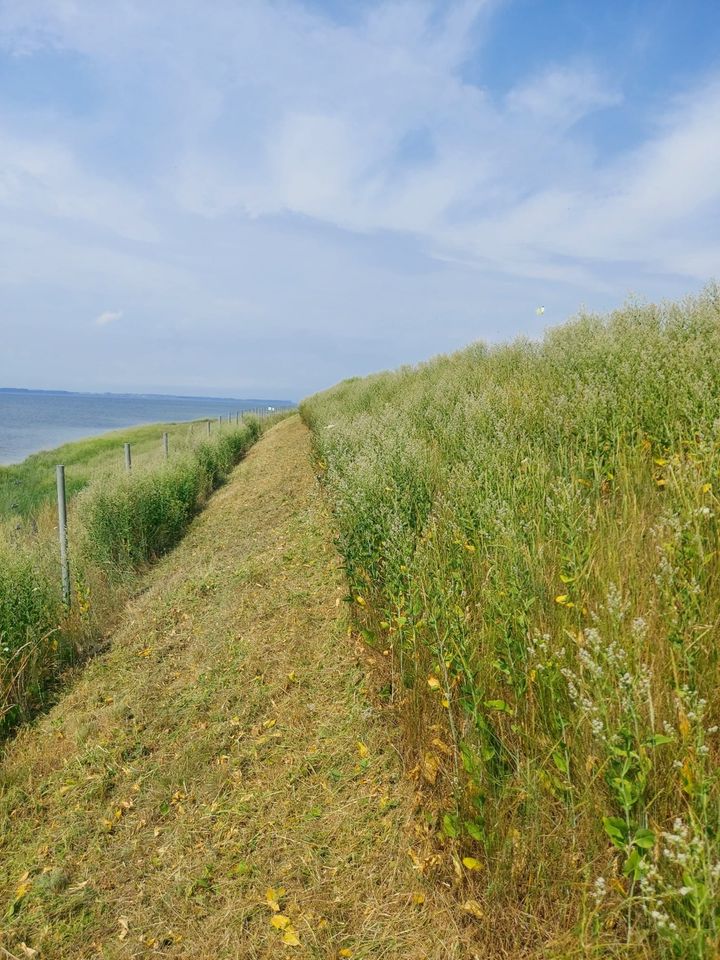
[
  {"xmin": 591, "ymin": 876, "xmax": 607, "ymax": 904},
  {"xmin": 605, "ymin": 582, "xmax": 629, "ymax": 621},
  {"xmin": 526, "ymin": 631, "xmax": 565, "ymax": 672},
  {"xmin": 631, "ymin": 815, "xmax": 720, "ymax": 944},
  {"xmin": 563, "ymin": 619, "xmax": 654, "ymax": 733}
]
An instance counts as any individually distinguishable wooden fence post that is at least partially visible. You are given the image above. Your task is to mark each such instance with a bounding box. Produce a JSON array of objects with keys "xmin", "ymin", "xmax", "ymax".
[
  {"xmin": 124, "ymin": 443, "xmax": 132, "ymax": 472},
  {"xmin": 163, "ymin": 432, "xmax": 169, "ymax": 459},
  {"xmin": 56, "ymin": 465, "xmax": 71, "ymax": 608}
]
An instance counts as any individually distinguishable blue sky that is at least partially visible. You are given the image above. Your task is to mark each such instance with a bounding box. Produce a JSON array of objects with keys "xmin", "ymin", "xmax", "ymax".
[{"xmin": 1, "ymin": 1, "xmax": 719, "ymax": 400}]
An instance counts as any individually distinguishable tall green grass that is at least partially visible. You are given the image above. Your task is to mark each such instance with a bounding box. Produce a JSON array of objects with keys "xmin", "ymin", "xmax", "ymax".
[
  {"xmin": 302, "ymin": 287, "xmax": 720, "ymax": 958},
  {"xmin": 0, "ymin": 419, "xmax": 265, "ymax": 735},
  {"xmin": 0, "ymin": 419, "xmax": 211, "ymax": 519}
]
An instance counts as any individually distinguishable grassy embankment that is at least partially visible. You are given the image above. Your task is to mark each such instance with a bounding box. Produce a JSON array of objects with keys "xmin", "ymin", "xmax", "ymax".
[
  {"xmin": 0, "ymin": 417, "xmax": 467, "ymax": 959},
  {"xmin": 0, "ymin": 416, "xmax": 272, "ymax": 736},
  {"xmin": 301, "ymin": 287, "xmax": 720, "ymax": 958},
  {"xmin": 1, "ymin": 419, "xmax": 215, "ymax": 519}
]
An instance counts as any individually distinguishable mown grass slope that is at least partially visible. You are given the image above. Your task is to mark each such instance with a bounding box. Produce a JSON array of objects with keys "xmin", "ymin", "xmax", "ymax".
[
  {"xmin": 302, "ymin": 288, "xmax": 720, "ymax": 958},
  {"xmin": 0, "ymin": 417, "xmax": 470, "ymax": 960},
  {"xmin": 1, "ymin": 420, "xmax": 264, "ymax": 736}
]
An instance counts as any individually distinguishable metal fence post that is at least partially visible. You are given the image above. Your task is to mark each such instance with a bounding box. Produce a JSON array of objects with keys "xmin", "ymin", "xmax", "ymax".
[{"xmin": 56, "ymin": 465, "xmax": 71, "ymax": 608}]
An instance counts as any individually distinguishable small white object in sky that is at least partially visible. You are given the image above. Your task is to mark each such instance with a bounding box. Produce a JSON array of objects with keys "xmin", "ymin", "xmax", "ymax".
[
  {"xmin": 96, "ymin": 309, "xmax": 123, "ymax": 326},
  {"xmin": 536, "ymin": 305, "xmax": 545, "ymax": 316}
]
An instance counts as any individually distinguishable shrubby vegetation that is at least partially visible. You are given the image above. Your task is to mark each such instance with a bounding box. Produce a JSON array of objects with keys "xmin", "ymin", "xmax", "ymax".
[
  {"xmin": 302, "ymin": 287, "xmax": 720, "ymax": 957},
  {"xmin": 0, "ymin": 419, "xmax": 264, "ymax": 735},
  {"xmin": 80, "ymin": 426, "xmax": 259, "ymax": 570},
  {"xmin": 0, "ymin": 419, "xmax": 204, "ymax": 519}
]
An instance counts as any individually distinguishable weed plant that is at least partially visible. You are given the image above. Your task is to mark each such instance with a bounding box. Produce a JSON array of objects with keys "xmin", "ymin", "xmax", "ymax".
[
  {"xmin": 0, "ymin": 418, "xmax": 265, "ymax": 736},
  {"xmin": 302, "ymin": 287, "xmax": 720, "ymax": 957}
]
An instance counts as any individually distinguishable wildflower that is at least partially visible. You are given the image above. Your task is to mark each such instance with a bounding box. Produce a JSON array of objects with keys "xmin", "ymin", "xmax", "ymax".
[{"xmin": 592, "ymin": 877, "xmax": 607, "ymax": 904}]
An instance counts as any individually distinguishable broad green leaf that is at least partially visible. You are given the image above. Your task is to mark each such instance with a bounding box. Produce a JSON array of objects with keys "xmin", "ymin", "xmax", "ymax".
[
  {"xmin": 602, "ymin": 816, "xmax": 629, "ymax": 848},
  {"xmin": 633, "ymin": 828, "xmax": 655, "ymax": 850},
  {"xmin": 442, "ymin": 813, "xmax": 459, "ymax": 839},
  {"xmin": 465, "ymin": 820, "xmax": 484, "ymax": 842}
]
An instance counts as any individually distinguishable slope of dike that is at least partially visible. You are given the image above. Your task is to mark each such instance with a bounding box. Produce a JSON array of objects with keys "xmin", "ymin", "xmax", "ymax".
[{"xmin": 0, "ymin": 417, "xmax": 470, "ymax": 960}]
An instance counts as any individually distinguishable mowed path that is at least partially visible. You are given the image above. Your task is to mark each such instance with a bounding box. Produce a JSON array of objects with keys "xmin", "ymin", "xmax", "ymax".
[{"xmin": 0, "ymin": 417, "xmax": 471, "ymax": 960}]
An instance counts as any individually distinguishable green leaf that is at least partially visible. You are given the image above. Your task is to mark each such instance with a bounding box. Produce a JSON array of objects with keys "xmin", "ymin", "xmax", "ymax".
[
  {"xmin": 442, "ymin": 813, "xmax": 459, "ymax": 839},
  {"xmin": 602, "ymin": 816, "xmax": 629, "ymax": 849},
  {"xmin": 552, "ymin": 750, "xmax": 569, "ymax": 775},
  {"xmin": 623, "ymin": 848, "xmax": 644, "ymax": 880},
  {"xmin": 644, "ymin": 733, "xmax": 674, "ymax": 748},
  {"xmin": 633, "ymin": 828, "xmax": 656, "ymax": 850},
  {"xmin": 484, "ymin": 699, "xmax": 513, "ymax": 714},
  {"xmin": 460, "ymin": 743, "xmax": 477, "ymax": 775},
  {"xmin": 465, "ymin": 820, "xmax": 484, "ymax": 842}
]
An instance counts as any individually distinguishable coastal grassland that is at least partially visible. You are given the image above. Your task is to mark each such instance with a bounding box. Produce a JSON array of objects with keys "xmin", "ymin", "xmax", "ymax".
[
  {"xmin": 0, "ymin": 418, "xmax": 215, "ymax": 520},
  {"xmin": 0, "ymin": 417, "xmax": 273, "ymax": 737},
  {"xmin": 301, "ymin": 287, "xmax": 720, "ymax": 958},
  {"xmin": 0, "ymin": 418, "xmax": 467, "ymax": 959}
]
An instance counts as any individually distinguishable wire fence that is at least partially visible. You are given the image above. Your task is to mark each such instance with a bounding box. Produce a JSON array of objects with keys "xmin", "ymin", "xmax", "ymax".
[{"xmin": 52, "ymin": 408, "xmax": 275, "ymax": 610}]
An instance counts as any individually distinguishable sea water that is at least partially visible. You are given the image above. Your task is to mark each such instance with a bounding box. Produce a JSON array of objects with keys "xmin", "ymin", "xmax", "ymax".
[{"xmin": 0, "ymin": 389, "xmax": 292, "ymax": 465}]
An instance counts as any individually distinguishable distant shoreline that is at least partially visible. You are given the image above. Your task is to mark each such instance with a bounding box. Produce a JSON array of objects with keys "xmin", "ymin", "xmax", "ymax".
[{"xmin": 0, "ymin": 386, "xmax": 295, "ymax": 405}]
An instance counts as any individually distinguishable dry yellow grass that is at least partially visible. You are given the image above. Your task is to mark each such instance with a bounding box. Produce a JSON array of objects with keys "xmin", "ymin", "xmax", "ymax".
[{"xmin": 0, "ymin": 417, "xmax": 476, "ymax": 960}]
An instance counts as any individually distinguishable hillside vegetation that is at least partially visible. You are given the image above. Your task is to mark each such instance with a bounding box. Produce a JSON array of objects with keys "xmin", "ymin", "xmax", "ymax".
[
  {"xmin": 302, "ymin": 287, "xmax": 720, "ymax": 957},
  {"xmin": 0, "ymin": 419, "xmax": 215, "ymax": 520},
  {"xmin": 0, "ymin": 418, "xmax": 268, "ymax": 737}
]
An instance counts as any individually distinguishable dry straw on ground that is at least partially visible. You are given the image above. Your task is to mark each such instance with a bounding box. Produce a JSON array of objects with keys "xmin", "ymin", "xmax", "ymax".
[{"xmin": 0, "ymin": 418, "xmax": 478, "ymax": 960}]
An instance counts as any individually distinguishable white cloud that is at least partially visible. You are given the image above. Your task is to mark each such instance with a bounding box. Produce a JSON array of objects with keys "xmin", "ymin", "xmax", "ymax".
[
  {"xmin": 506, "ymin": 65, "xmax": 622, "ymax": 126},
  {"xmin": 95, "ymin": 309, "xmax": 123, "ymax": 326},
  {"xmin": 0, "ymin": 127, "xmax": 158, "ymax": 243},
  {"xmin": 0, "ymin": 1, "xmax": 717, "ymax": 397}
]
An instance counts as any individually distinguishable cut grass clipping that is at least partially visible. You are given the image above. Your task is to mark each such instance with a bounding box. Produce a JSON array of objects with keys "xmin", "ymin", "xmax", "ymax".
[
  {"xmin": 302, "ymin": 286, "xmax": 720, "ymax": 959},
  {"xmin": 0, "ymin": 417, "xmax": 271, "ymax": 736},
  {"xmin": 0, "ymin": 417, "xmax": 467, "ymax": 960}
]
